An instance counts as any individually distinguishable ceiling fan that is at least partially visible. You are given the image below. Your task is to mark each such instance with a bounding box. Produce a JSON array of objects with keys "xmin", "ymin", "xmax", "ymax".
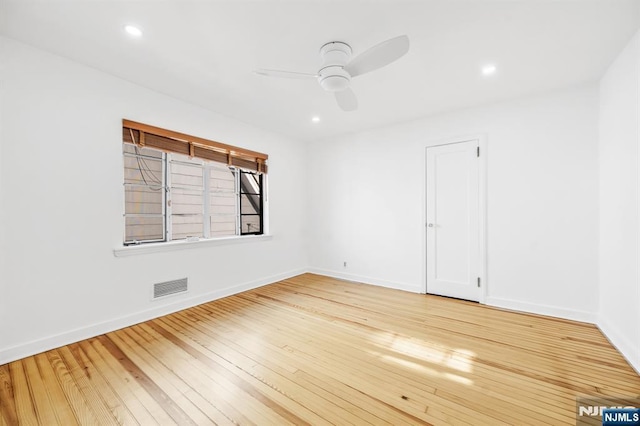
[{"xmin": 254, "ymin": 35, "xmax": 410, "ymax": 112}]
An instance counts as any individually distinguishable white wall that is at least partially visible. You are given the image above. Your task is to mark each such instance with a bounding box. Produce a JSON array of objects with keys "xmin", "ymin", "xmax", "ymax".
[
  {"xmin": 598, "ymin": 30, "xmax": 640, "ymax": 373},
  {"xmin": 0, "ymin": 37, "xmax": 308, "ymax": 364},
  {"xmin": 308, "ymin": 86, "xmax": 600, "ymax": 322}
]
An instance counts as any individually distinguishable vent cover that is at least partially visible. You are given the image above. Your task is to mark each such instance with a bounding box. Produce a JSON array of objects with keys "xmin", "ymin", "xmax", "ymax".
[{"xmin": 153, "ymin": 278, "xmax": 188, "ymax": 300}]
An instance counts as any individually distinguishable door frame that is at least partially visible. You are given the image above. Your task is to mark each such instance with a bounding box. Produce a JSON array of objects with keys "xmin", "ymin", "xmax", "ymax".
[{"xmin": 422, "ymin": 134, "xmax": 488, "ymax": 303}]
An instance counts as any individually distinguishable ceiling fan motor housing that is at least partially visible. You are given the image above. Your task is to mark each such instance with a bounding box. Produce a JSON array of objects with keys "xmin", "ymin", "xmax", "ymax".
[{"xmin": 318, "ymin": 41, "xmax": 352, "ymax": 92}]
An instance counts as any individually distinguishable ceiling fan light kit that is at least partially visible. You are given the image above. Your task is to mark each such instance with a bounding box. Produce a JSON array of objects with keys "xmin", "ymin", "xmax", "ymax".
[
  {"xmin": 255, "ymin": 35, "xmax": 410, "ymax": 111},
  {"xmin": 318, "ymin": 66, "xmax": 351, "ymax": 92},
  {"xmin": 318, "ymin": 41, "xmax": 353, "ymax": 92}
]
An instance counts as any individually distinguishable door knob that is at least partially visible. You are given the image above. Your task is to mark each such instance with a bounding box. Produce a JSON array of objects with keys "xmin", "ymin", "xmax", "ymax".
[{"xmin": 428, "ymin": 223, "xmax": 434, "ymax": 227}]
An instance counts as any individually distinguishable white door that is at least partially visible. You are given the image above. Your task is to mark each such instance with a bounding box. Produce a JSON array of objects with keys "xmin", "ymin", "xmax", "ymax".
[{"xmin": 426, "ymin": 140, "xmax": 481, "ymax": 302}]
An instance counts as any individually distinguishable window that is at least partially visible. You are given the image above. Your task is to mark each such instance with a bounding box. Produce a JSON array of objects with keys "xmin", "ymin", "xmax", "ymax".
[{"xmin": 122, "ymin": 120, "xmax": 267, "ymax": 245}]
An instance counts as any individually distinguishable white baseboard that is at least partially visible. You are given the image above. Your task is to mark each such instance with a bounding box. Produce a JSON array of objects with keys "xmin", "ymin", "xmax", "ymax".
[
  {"xmin": 307, "ymin": 267, "xmax": 422, "ymax": 293},
  {"xmin": 0, "ymin": 268, "xmax": 306, "ymax": 365},
  {"xmin": 485, "ymin": 296, "xmax": 596, "ymax": 324},
  {"xmin": 597, "ymin": 315, "xmax": 640, "ymax": 375}
]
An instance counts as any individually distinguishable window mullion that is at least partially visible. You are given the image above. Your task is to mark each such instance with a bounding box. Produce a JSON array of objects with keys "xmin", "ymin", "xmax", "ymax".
[
  {"xmin": 235, "ymin": 169, "xmax": 240, "ymax": 236},
  {"xmin": 203, "ymin": 165, "xmax": 211, "ymax": 238},
  {"xmin": 259, "ymin": 174, "xmax": 264, "ymax": 234},
  {"xmin": 166, "ymin": 153, "xmax": 173, "ymax": 242}
]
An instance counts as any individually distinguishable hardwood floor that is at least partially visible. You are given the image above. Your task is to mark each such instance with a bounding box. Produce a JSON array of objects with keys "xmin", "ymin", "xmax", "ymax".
[{"xmin": 1, "ymin": 273, "xmax": 639, "ymax": 425}]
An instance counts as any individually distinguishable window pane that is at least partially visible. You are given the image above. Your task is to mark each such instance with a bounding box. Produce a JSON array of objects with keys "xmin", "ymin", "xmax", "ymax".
[
  {"xmin": 169, "ymin": 156, "xmax": 204, "ymax": 240},
  {"xmin": 209, "ymin": 165, "xmax": 236, "ymax": 237},
  {"xmin": 171, "ymin": 214, "xmax": 204, "ymax": 240},
  {"xmin": 210, "ymin": 165, "xmax": 235, "ymax": 191},
  {"xmin": 240, "ymin": 194, "xmax": 261, "ymax": 215},
  {"xmin": 170, "ymin": 186, "xmax": 204, "ymax": 239},
  {"xmin": 124, "ymin": 153, "xmax": 163, "ymax": 187},
  {"xmin": 125, "ymin": 185, "xmax": 163, "ymax": 215},
  {"xmin": 210, "ymin": 217, "xmax": 236, "ymax": 237},
  {"xmin": 240, "ymin": 215, "xmax": 261, "ymax": 234},
  {"xmin": 125, "ymin": 216, "xmax": 164, "ymax": 242},
  {"xmin": 170, "ymin": 160, "xmax": 203, "ymax": 189},
  {"xmin": 123, "ymin": 144, "xmax": 165, "ymax": 244},
  {"xmin": 211, "ymin": 192, "xmax": 236, "ymax": 237},
  {"xmin": 171, "ymin": 187, "xmax": 203, "ymax": 215},
  {"xmin": 240, "ymin": 171, "xmax": 261, "ymax": 195},
  {"xmin": 211, "ymin": 193, "xmax": 236, "ymax": 214},
  {"xmin": 239, "ymin": 171, "xmax": 263, "ymax": 235}
]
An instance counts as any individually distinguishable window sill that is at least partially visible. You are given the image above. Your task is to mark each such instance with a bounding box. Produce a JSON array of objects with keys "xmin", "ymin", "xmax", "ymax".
[{"xmin": 113, "ymin": 234, "xmax": 273, "ymax": 257}]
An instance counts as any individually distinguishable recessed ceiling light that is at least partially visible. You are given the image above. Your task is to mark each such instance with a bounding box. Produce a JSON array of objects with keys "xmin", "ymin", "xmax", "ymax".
[
  {"xmin": 311, "ymin": 116, "xmax": 320, "ymax": 123},
  {"xmin": 124, "ymin": 25, "xmax": 143, "ymax": 37},
  {"xmin": 481, "ymin": 64, "xmax": 497, "ymax": 76}
]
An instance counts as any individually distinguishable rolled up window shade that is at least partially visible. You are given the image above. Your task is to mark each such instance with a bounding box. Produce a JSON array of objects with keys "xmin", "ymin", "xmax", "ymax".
[{"xmin": 122, "ymin": 119, "xmax": 268, "ymax": 173}]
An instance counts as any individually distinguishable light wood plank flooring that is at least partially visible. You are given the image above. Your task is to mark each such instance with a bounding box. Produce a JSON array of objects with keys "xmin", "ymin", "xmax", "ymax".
[{"xmin": 1, "ymin": 273, "xmax": 639, "ymax": 425}]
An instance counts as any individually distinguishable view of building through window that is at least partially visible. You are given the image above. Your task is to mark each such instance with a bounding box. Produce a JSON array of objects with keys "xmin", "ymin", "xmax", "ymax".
[{"xmin": 123, "ymin": 143, "xmax": 263, "ymax": 244}]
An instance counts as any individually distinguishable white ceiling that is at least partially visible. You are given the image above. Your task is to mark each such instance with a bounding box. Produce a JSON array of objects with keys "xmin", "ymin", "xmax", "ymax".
[{"xmin": 1, "ymin": 0, "xmax": 639, "ymax": 141}]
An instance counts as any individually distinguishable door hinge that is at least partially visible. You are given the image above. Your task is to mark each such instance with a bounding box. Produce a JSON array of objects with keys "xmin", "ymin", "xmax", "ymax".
[
  {"xmin": 477, "ymin": 277, "xmax": 481, "ymax": 287},
  {"xmin": 477, "ymin": 146, "xmax": 480, "ymax": 157}
]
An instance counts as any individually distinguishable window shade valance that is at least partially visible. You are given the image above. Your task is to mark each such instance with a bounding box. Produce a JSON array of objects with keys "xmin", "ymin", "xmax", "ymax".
[{"xmin": 122, "ymin": 119, "xmax": 268, "ymax": 173}]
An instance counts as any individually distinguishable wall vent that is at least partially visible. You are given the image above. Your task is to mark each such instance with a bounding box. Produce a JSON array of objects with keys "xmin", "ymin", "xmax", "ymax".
[{"xmin": 153, "ymin": 278, "xmax": 188, "ymax": 300}]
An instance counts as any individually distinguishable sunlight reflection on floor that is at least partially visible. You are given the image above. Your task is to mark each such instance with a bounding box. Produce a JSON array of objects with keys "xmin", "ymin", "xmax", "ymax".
[
  {"xmin": 374, "ymin": 352, "xmax": 475, "ymax": 386},
  {"xmin": 370, "ymin": 332, "xmax": 477, "ymax": 385}
]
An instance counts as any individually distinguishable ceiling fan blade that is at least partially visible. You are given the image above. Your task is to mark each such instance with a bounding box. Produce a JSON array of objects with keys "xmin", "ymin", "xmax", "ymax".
[
  {"xmin": 344, "ymin": 35, "xmax": 410, "ymax": 78},
  {"xmin": 335, "ymin": 88, "xmax": 358, "ymax": 111},
  {"xmin": 253, "ymin": 69, "xmax": 317, "ymax": 79}
]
